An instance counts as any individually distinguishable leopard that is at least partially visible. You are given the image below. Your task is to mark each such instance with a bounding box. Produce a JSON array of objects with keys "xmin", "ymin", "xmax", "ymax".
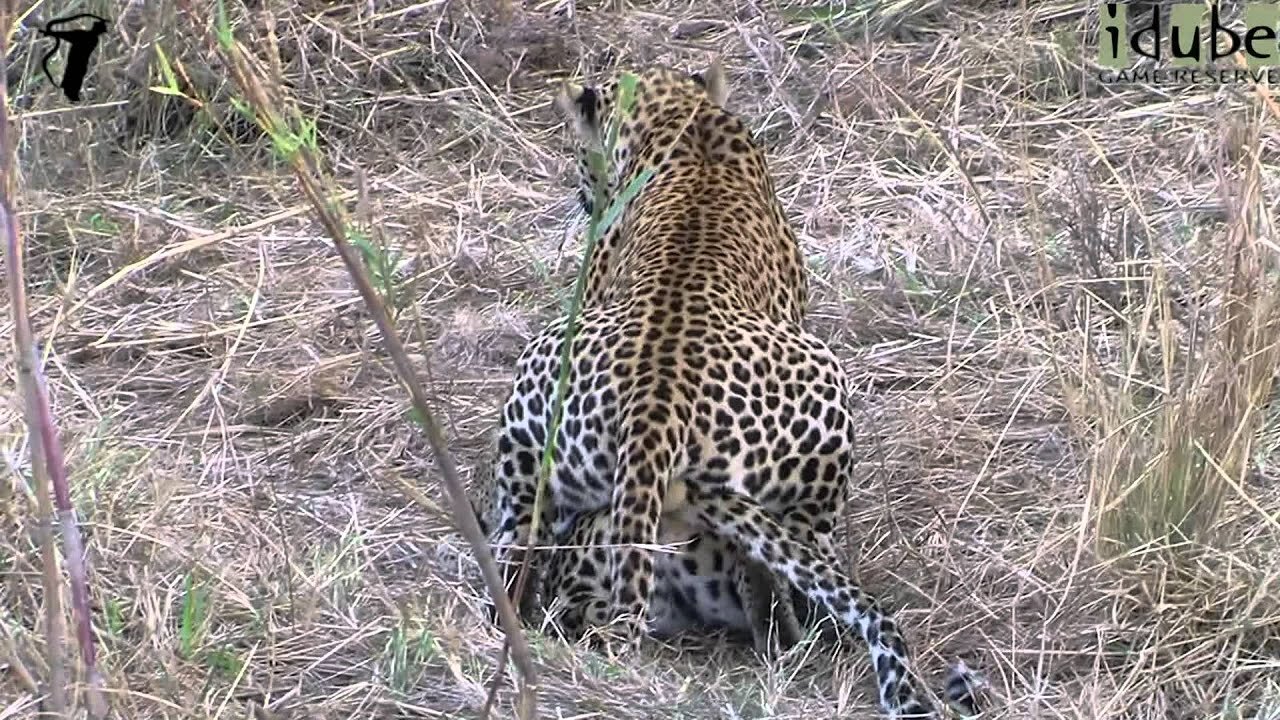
[
  {"xmin": 470, "ymin": 58, "xmax": 982, "ymax": 718},
  {"xmin": 471, "ymin": 57, "xmax": 809, "ymax": 631}
]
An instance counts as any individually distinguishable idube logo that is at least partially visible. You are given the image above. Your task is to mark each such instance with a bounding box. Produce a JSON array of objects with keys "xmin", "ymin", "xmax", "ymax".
[{"xmin": 1098, "ymin": 3, "xmax": 1280, "ymax": 84}]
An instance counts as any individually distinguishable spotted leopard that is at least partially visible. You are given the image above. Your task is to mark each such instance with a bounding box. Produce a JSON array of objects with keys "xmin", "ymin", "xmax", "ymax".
[{"xmin": 470, "ymin": 59, "xmax": 980, "ymax": 718}]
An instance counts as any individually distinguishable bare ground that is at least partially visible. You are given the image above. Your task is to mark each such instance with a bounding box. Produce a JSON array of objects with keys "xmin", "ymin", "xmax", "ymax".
[{"xmin": 3, "ymin": 1, "xmax": 1280, "ymax": 719}]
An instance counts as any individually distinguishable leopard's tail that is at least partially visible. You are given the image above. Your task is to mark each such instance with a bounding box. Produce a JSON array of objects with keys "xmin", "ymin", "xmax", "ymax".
[{"xmin": 687, "ymin": 485, "xmax": 982, "ymax": 719}]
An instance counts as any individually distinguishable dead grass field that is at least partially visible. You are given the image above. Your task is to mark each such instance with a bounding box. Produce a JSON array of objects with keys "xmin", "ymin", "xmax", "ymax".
[{"xmin": 3, "ymin": 1, "xmax": 1280, "ymax": 718}]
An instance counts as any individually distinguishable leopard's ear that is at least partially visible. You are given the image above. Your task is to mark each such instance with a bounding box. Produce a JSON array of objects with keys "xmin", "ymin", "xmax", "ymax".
[
  {"xmin": 690, "ymin": 56, "xmax": 728, "ymax": 107},
  {"xmin": 555, "ymin": 79, "xmax": 603, "ymax": 146}
]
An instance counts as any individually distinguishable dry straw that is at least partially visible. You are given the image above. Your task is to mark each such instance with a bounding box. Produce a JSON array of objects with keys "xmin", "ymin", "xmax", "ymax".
[{"xmin": 1, "ymin": 1, "xmax": 1278, "ymax": 719}]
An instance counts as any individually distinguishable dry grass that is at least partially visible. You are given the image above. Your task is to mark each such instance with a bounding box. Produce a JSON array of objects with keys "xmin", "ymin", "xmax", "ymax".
[{"xmin": 2, "ymin": 1, "xmax": 1279, "ymax": 719}]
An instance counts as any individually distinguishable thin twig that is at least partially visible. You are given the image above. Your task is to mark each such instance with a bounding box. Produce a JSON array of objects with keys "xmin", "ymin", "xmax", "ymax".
[{"xmin": 0, "ymin": 2, "xmax": 107, "ymax": 717}]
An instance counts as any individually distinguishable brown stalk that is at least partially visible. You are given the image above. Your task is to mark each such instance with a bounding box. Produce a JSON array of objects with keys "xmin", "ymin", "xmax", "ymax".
[
  {"xmin": 178, "ymin": 5, "xmax": 538, "ymax": 717},
  {"xmin": 0, "ymin": 2, "xmax": 107, "ymax": 718}
]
